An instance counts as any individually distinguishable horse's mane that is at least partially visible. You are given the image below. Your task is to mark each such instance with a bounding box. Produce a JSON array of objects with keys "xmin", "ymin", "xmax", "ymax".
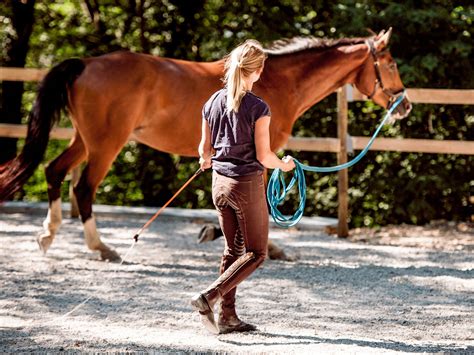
[{"xmin": 264, "ymin": 36, "xmax": 371, "ymax": 56}]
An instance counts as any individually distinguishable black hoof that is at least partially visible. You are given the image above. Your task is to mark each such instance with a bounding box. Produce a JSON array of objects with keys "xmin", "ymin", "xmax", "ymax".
[{"xmin": 198, "ymin": 224, "xmax": 222, "ymax": 244}]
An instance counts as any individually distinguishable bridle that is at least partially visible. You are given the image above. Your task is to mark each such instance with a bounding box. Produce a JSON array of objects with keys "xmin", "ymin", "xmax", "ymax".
[{"xmin": 366, "ymin": 39, "xmax": 405, "ymax": 110}]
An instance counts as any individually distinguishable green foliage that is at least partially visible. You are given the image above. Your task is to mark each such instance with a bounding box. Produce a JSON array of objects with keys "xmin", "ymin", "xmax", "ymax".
[{"xmin": 1, "ymin": 0, "xmax": 472, "ymax": 227}]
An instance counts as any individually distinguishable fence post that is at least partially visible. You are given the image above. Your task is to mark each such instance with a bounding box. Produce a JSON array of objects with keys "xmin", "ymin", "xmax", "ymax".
[
  {"xmin": 337, "ymin": 87, "xmax": 349, "ymax": 237},
  {"xmin": 69, "ymin": 166, "xmax": 80, "ymax": 218}
]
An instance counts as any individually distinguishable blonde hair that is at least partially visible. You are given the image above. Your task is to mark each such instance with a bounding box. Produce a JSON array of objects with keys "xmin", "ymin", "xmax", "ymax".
[{"xmin": 224, "ymin": 39, "xmax": 267, "ymax": 114}]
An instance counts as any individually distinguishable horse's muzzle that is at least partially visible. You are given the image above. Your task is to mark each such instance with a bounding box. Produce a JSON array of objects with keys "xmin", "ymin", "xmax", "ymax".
[{"xmin": 389, "ymin": 95, "xmax": 412, "ymax": 121}]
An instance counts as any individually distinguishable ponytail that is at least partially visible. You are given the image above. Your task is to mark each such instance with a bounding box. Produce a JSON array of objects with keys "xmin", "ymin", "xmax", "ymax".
[{"xmin": 224, "ymin": 39, "xmax": 266, "ymax": 114}]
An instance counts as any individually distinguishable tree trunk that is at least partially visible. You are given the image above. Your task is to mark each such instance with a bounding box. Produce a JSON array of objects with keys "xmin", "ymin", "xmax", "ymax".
[{"xmin": 0, "ymin": 0, "xmax": 36, "ymax": 164}]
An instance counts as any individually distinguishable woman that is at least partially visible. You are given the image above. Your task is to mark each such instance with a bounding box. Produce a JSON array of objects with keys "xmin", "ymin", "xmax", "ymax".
[{"xmin": 191, "ymin": 39, "xmax": 295, "ymax": 334}]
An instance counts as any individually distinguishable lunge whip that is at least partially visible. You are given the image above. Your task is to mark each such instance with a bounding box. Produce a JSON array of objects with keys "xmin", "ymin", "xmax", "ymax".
[
  {"xmin": 132, "ymin": 168, "xmax": 203, "ymax": 242},
  {"xmin": 45, "ymin": 167, "xmax": 204, "ymax": 323}
]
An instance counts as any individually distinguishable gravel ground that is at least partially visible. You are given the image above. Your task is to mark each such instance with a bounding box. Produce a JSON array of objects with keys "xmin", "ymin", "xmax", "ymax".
[{"xmin": 0, "ymin": 211, "xmax": 473, "ymax": 353}]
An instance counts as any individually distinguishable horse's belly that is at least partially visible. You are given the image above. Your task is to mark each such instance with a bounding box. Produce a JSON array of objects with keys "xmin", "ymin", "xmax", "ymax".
[{"xmin": 131, "ymin": 124, "xmax": 200, "ymax": 157}]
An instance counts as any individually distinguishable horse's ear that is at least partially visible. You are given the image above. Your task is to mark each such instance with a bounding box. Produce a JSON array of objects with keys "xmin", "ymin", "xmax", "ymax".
[
  {"xmin": 375, "ymin": 27, "xmax": 392, "ymax": 51},
  {"xmin": 366, "ymin": 28, "xmax": 377, "ymax": 37},
  {"xmin": 375, "ymin": 29, "xmax": 385, "ymax": 40}
]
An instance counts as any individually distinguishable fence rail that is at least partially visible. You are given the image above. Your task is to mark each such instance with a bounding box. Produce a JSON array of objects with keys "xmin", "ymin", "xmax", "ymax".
[
  {"xmin": 347, "ymin": 85, "xmax": 474, "ymax": 105},
  {"xmin": 0, "ymin": 67, "xmax": 47, "ymax": 81},
  {"xmin": 2, "ymin": 123, "xmax": 471, "ymax": 156},
  {"xmin": 284, "ymin": 136, "xmax": 474, "ymax": 155},
  {"xmin": 1, "ymin": 67, "xmax": 473, "ymax": 235}
]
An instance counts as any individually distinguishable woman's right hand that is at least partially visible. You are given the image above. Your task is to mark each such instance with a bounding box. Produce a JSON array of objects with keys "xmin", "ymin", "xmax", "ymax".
[{"xmin": 281, "ymin": 155, "xmax": 296, "ymax": 172}]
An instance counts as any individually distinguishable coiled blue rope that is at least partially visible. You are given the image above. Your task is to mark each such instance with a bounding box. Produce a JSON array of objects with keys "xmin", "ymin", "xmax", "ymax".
[{"xmin": 267, "ymin": 92, "xmax": 406, "ymax": 228}]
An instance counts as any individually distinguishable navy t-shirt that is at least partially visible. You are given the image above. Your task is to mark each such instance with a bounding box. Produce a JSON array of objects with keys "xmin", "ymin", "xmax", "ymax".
[{"xmin": 202, "ymin": 88, "xmax": 271, "ymax": 177}]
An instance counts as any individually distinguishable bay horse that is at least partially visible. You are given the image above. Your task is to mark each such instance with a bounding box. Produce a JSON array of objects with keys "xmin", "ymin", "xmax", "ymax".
[{"xmin": 0, "ymin": 28, "xmax": 411, "ymax": 261}]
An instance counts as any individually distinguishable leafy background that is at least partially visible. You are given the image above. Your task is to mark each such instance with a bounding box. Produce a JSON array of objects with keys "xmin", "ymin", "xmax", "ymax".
[{"xmin": 1, "ymin": 0, "xmax": 472, "ymax": 227}]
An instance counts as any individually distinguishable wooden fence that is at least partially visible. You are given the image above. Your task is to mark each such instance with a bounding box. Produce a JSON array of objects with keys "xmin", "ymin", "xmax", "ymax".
[{"xmin": 1, "ymin": 67, "xmax": 473, "ymax": 236}]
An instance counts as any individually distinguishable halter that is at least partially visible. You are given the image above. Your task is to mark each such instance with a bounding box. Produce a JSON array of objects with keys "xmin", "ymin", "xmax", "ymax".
[{"xmin": 366, "ymin": 39, "xmax": 405, "ymax": 110}]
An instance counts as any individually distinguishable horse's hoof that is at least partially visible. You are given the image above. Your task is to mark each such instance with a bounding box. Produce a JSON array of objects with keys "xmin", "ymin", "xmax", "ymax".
[
  {"xmin": 37, "ymin": 234, "xmax": 54, "ymax": 254},
  {"xmin": 197, "ymin": 224, "xmax": 221, "ymax": 244},
  {"xmin": 100, "ymin": 248, "xmax": 121, "ymax": 262},
  {"xmin": 268, "ymin": 241, "xmax": 295, "ymax": 261}
]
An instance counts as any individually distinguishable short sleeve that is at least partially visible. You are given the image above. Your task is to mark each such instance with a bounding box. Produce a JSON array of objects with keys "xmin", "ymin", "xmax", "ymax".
[
  {"xmin": 202, "ymin": 99, "xmax": 210, "ymax": 121},
  {"xmin": 251, "ymin": 100, "xmax": 271, "ymax": 122},
  {"xmin": 202, "ymin": 90, "xmax": 222, "ymax": 122}
]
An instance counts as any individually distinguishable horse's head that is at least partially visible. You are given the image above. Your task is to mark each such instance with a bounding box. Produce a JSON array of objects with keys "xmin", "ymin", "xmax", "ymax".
[{"xmin": 354, "ymin": 28, "xmax": 412, "ymax": 121}]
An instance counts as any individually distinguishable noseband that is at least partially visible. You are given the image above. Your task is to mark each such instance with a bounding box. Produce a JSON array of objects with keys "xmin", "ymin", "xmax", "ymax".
[{"xmin": 366, "ymin": 40, "xmax": 405, "ymax": 110}]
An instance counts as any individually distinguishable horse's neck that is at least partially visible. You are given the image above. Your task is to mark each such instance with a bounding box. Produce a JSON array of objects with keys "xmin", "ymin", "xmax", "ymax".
[{"xmin": 267, "ymin": 45, "xmax": 369, "ymax": 118}]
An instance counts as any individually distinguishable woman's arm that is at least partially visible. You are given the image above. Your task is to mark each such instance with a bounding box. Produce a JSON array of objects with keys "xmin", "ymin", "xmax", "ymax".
[
  {"xmin": 255, "ymin": 115, "xmax": 295, "ymax": 172},
  {"xmin": 198, "ymin": 117, "xmax": 213, "ymax": 170}
]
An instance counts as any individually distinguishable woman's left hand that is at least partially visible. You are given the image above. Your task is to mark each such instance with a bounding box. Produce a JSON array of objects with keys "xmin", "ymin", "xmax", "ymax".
[{"xmin": 199, "ymin": 157, "xmax": 212, "ymax": 170}]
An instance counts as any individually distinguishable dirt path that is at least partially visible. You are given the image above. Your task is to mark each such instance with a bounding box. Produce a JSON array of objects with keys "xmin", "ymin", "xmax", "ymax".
[{"xmin": 1, "ymin": 211, "xmax": 472, "ymax": 353}]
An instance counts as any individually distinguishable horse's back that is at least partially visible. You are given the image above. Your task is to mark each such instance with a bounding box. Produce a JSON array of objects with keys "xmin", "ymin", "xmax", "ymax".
[
  {"xmin": 80, "ymin": 51, "xmax": 222, "ymax": 85},
  {"xmin": 69, "ymin": 51, "xmax": 223, "ymax": 156},
  {"xmin": 77, "ymin": 51, "xmax": 164, "ymax": 92}
]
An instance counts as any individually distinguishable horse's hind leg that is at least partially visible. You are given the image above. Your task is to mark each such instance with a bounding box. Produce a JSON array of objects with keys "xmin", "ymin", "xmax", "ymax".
[
  {"xmin": 38, "ymin": 134, "xmax": 86, "ymax": 253},
  {"xmin": 73, "ymin": 148, "xmax": 124, "ymax": 261}
]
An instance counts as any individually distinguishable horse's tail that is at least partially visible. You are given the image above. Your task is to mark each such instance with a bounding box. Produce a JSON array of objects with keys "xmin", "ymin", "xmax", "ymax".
[{"xmin": 0, "ymin": 58, "xmax": 85, "ymax": 201}]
